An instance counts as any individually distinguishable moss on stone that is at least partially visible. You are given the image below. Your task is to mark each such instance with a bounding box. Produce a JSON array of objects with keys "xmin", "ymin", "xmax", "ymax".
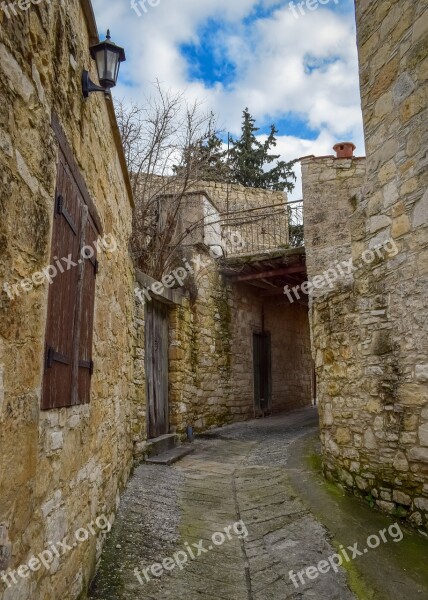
[
  {"xmin": 331, "ymin": 541, "xmax": 378, "ymax": 600},
  {"xmin": 211, "ymin": 280, "xmax": 232, "ymax": 374},
  {"xmin": 204, "ymin": 409, "xmax": 232, "ymax": 429}
]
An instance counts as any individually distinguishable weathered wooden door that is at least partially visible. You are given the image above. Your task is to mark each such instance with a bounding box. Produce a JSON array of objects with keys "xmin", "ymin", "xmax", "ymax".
[
  {"xmin": 145, "ymin": 300, "xmax": 169, "ymax": 438},
  {"xmin": 253, "ymin": 332, "xmax": 272, "ymax": 413}
]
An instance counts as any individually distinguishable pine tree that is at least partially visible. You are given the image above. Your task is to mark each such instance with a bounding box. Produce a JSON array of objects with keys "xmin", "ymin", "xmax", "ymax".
[
  {"xmin": 229, "ymin": 108, "xmax": 297, "ymax": 192},
  {"xmin": 174, "ymin": 115, "xmax": 232, "ymax": 183}
]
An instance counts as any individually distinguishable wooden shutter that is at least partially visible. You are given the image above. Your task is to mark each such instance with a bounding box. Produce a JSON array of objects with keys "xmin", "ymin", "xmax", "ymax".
[
  {"xmin": 76, "ymin": 216, "xmax": 97, "ymax": 405},
  {"xmin": 42, "ymin": 150, "xmax": 98, "ymax": 410},
  {"xmin": 42, "ymin": 154, "xmax": 82, "ymax": 409}
]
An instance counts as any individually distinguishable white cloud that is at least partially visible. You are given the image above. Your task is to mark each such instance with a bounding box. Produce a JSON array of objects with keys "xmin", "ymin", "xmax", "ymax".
[{"xmin": 92, "ymin": 0, "xmax": 364, "ymax": 198}]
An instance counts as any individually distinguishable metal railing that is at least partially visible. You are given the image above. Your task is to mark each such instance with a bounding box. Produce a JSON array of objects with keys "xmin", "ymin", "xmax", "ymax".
[
  {"xmin": 221, "ymin": 199, "xmax": 304, "ymax": 257},
  {"xmin": 288, "ymin": 200, "xmax": 304, "ymax": 249}
]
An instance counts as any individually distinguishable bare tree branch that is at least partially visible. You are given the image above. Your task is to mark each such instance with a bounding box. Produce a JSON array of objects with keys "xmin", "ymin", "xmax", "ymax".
[{"xmin": 116, "ymin": 82, "xmax": 221, "ymax": 278}]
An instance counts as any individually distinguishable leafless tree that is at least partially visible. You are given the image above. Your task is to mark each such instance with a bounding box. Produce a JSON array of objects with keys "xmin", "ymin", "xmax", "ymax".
[{"xmin": 116, "ymin": 82, "xmax": 222, "ymax": 278}]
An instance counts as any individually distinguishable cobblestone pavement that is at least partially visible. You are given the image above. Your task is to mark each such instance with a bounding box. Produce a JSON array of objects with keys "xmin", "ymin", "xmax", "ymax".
[
  {"xmin": 89, "ymin": 407, "xmax": 428, "ymax": 599},
  {"xmin": 89, "ymin": 407, "xmax": 357, "ymax": 599}
]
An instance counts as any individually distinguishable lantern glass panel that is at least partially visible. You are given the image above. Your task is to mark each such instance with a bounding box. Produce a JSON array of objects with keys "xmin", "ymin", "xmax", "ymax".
[
  {"xmin": 104, "ymin": 47, "xmax": 120, "ymax": 85},
  {"xmin": 95, "ymin": 50, "xmax": 107, "ymax": 84}
]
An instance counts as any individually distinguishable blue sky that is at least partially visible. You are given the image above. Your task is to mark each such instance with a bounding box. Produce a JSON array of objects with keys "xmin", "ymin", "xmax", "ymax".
[{"xmin": 92, "ymin": 0, "xmax": 364, "ymax": 198}]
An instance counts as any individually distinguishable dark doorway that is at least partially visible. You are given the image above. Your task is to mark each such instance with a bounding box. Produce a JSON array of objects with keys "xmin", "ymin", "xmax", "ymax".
[
  {"xmin": 253, "ymin": 332, "xmax": 272, "ymax": 415},
  {"xmin": 145, "ymin": 300, "xmax": 169, "ymax": 438}
]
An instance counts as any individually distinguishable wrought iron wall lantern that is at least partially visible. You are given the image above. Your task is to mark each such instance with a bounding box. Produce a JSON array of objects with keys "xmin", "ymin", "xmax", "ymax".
[{"xmin": 82, "ymin": 30, "xmax": 126, "ymax": 99}]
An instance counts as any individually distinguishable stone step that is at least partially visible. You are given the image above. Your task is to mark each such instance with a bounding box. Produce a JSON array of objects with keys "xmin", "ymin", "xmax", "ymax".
[
  {"xmin": 145, "ymin": 445, "xmax": 195, "ymax": 465},
  {"xmin": 145, "ymin": 433, "xmax": 179, "ymax": 458}
]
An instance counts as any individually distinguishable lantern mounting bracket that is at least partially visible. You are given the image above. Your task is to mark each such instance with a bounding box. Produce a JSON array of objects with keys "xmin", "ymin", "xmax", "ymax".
[{"xmin": 82, "ymin": 70, "xmax": 111, "ymax": 99}]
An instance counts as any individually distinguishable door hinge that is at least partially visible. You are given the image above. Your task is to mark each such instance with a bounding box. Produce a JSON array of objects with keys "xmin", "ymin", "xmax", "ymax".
[
  {"xmin": 46, "ymin": 346, "xmax": 71, "ymax": 369},
  {"xmin": 79, "ymin": 359, "xmax": 94, "ymax": 376},
  {"xmin": 56, "ymin": 194, "xmax": 78, "ymax": 236}
]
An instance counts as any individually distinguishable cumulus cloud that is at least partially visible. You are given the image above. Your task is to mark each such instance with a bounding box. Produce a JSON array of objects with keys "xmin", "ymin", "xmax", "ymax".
[{"xmin": 92, "ymin": 0, "xmax": 364, "ymax": 198}]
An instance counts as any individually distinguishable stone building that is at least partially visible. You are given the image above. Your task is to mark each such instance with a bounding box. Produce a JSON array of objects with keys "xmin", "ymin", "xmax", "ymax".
[
  {"xmin": 0, "ymin": 1, "xmax": 143, "ymax": 598},
  {"xmin": 135, "ymin": 184, "xmax": 313, "ymax": 442},
  {"xmin": 302, "ymin": 0, "xmax": 428, "ymax": 529},
  {"xmin": 1, "ymin": 0, "xmax": 427, "ymax": 597}
]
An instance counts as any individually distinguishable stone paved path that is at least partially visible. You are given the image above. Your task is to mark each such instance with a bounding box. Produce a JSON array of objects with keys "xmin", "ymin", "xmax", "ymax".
[{"xmin": 88, "ymin": 408, "xmax": 428, "ymax": 599}]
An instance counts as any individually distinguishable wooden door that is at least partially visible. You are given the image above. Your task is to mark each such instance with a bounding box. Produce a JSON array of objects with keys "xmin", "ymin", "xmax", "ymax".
[
  {"xmin": 253, "ymin": 332, "xmax": 272, "ymax": 413},
  {"xmin": 145, "ymin": 300, "xmax": 169, "ymax": 438}
]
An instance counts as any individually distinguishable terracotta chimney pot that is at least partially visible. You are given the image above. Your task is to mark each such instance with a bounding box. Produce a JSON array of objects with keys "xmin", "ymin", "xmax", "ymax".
[{"xmin": 333, "ymin": 142, "xmax": 356, "ymax": 159}]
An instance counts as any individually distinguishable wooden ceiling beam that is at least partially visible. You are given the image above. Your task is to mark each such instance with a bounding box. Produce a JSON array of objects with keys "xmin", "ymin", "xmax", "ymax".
[{"xmin": 230, "ymin": 264, "xmax": 305, "ymax": 283}]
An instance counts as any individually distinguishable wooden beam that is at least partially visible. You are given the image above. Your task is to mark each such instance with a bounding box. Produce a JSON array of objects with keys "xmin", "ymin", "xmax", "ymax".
[
  {"xmin": 260, "ymin": 287, "xmax": 289, "ymax": 297},
  {"xmin": 230, "ymin": 264, "xmax": 305, "ymax": 283}
]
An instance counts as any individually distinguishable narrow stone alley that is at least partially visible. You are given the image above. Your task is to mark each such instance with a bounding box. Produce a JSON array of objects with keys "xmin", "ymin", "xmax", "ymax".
[{"xmin": 88, "ymin": 409, "xmax": 428, "ymax": 600}]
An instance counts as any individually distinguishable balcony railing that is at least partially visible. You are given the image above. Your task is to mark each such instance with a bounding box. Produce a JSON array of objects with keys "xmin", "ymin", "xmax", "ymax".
[{"xmin": 221, "ymin": 199, "xmax": 303, "ymax": 257}]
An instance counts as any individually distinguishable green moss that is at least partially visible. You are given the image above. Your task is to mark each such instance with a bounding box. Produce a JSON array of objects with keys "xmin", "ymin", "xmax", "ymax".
[
  {"xmin": 212, "ymin": 281, "xmax": 232, "ymax": 374},
  {"xmin": 204, "ymin": 409, "xmax": 232, "ymax": 429},
  {"xmin": 408, "ymin": 37, "xmax": 428, "ymax": 70},
  {"xmin": 306, "ymin": 451, "xmax": 322, "ymax": 473},
  {"xmin": 365, "ymin": 494, "xmax": 375, "ymax": 509},
  {"xmin": 306, "ymin": 452, "xmax": 348, "ymax": 501},
  {"xmin": 392, "ymin": 506, "xmax": 408, "ymax": 519},
  {"xmin": 331, "ymin": 541, "xmax": 378, "ymax": 600},
  {"xmin": 349, "ymin": 194, "xmax": 358, "ymax": 211}
]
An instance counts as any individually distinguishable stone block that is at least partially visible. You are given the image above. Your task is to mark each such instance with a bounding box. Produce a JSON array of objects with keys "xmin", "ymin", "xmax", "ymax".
[
  {"xmin": 363, "ymin": 428, "xmax": 377, "ymax": 450},
  {"xmin": 336, "ymin": 428, "xmax": 351, "ymax": 444},
  {"xmin": 414, "ymin": 497, "xmax": 428, "ymax": 512},
  {"xmin": 393, "ymin": 490, "xmax": 412, "ymax": 506},
  {"xmin": 391, "ymin": 215, "xmax": 410, "ymax": 238},
  {"xmin": 393, "ymin": 72, "xmax": 416, "ymax": 103},
  {"xmin": 409, "ymin": 447, "xmax": 428, "ymax": 463},
  {"xmin": 398, "ymin": 384, "xmax": 428, "ymax": 406},
  {"xmin": 419, "ymin": 423, "xmax": 428, "ymax": 447},
  {"xmin": 370, "ymin": 214, "xmax": 392, "ymax": 233},
  {"xmin": 413, "ymin": 189, "xmax": 428, "ymax": 229},
  {"xmin": 376, "ymin": 500, "xmax": 396, "ymax": 514}
]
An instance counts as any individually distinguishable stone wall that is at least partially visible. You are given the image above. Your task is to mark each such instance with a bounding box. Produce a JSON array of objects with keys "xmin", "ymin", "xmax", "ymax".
[
  {"xmin": 167, "ymin": 252, "xmax": 313, "ymax": 433},
  {"xmin": 265, "ymin": 302, "xmax": 313, "ymax": 412},
  {"xmin": 201, "ymin": 180, "xmax": 285, "ymax": 213},
  {"xmin": 168, "ymin": 258, "xmax": 262, "ymax": 432},
  {"xmin": 198, "ymin": 181, "xmax": 290, "ymax": 256},
  {"xmin": 0, "ymin": 2, "xmax": 139, "ymax": 598},
  {"xmin": 303, "ymin": 0, "xmax": 428, "ymax": 529},
  {"xmin": 302, "ymin": 156, "xmax": 367, "ymax": 275},
  {"xmin": 168, "ymin": 257, "xmax": 236, "ymax": 432},
  {"xmin": 228, "ymin": 282, "xmax": 263, "ymax": 421},
  {"xmin": 161, "ymin": 183, "xmax": 313, "ymax": 434}
]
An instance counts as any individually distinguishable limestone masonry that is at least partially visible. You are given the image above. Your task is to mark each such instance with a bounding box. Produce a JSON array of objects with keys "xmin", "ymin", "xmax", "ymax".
[
  {"xmin": 303, "ymin": 0, "xmax": 428, "ymax": 530},
  {"xmin": 0, "ymin": 0, "xmax": 427, "ymax": 598}
]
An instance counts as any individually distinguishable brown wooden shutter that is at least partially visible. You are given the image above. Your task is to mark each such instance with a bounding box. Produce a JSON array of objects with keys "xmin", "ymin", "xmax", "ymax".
[
  {"xmin": 42, "ymin": 150, "xmax": 99, "ymax": 410},
  {"xmin": 76, "ymin": 216, "xmax": 98, "ymax": 405},
  {"xmin": 42, "ymin": 153, "xmax": 82, "ymax": 409}
]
